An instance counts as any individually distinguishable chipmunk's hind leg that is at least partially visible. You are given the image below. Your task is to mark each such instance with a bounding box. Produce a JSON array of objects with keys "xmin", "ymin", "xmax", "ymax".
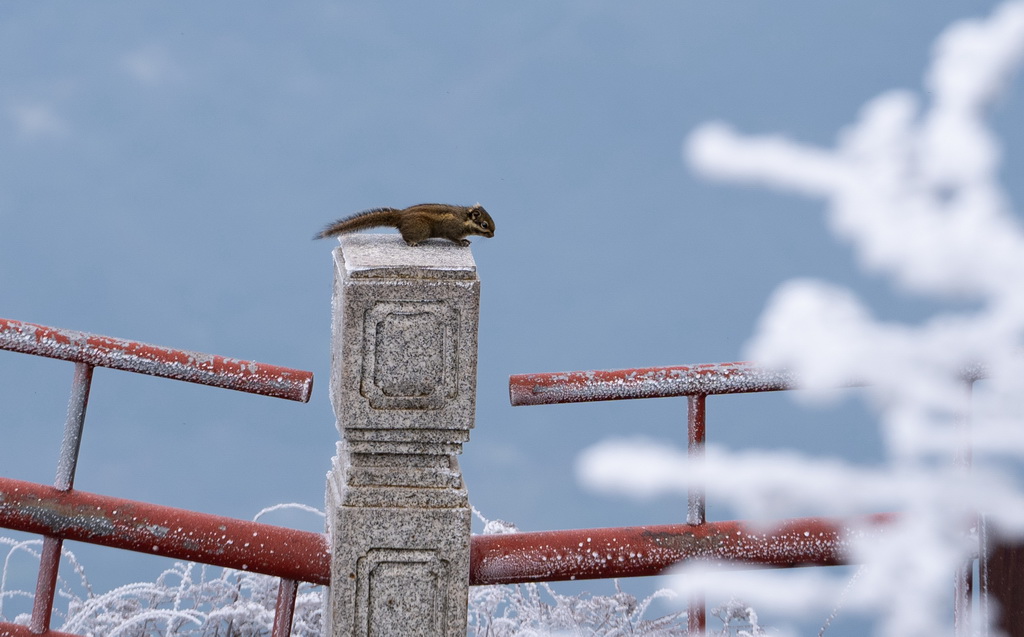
[{"xmin": 397, "ymin": 217, "xmax": 431, "ymax": 246}]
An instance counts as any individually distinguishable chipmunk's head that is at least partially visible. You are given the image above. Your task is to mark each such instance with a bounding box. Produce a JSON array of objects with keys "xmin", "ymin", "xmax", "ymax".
[{"xmin": 465, "ymin": 204, "xmax": 495, "ymax": 238}]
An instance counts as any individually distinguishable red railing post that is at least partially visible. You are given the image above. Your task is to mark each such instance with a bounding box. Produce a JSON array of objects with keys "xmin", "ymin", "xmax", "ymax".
[
  {"xmin": 272, "ymin": 579, "xmax": 299, "ymax": 637},
  {"xmin": 54, "ymin": 362, "xmax": 93, "ymax": 491},
  {"xmin": 30, "ymin": 361, "xmax": 94, "ymax": 634},
  {"xmin": 687, "ymin": 394, "xmax": 706, "ymax": 636}
]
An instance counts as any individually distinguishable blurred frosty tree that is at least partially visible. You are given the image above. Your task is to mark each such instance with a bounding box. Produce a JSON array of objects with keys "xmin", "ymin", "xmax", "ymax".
[{"xmin": 578, "ymin": 3, "xmax": 1024, "ymax": 635}]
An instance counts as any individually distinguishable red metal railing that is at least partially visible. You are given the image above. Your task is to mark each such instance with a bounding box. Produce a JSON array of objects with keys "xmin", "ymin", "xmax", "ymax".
[
  {"xmin": 502, "ymin": 363, "xmax": 819, "ymax": 634},
  {"xmin": 470, "ymin": 513, "xmax": 896, "ymax": 585},
  {"xmin": 0, "ymin": 477, "xmax": 330, "ymax": 584},
  {"xmin": 0, "ymin": 319, "xmax": 990, "ymax": 634},
  {"xmin": 508, "ymin": 361, "xmax": 797, "ymax": 405},
  {"xmin": 493, "ymin": 362, "xmax": 971, "ymax": 635},
  {"xmin": 0, "ymin": 318, "xmax": 316, "ymax": 637},
  {"xmin": 0, "ymin": 318, "xmax": 313, "ymax": 402}
]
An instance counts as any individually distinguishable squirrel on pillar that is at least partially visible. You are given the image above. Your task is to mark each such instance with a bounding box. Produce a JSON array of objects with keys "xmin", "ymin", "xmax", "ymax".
[{"xmin": 315, "ymin": 203, "xmax": 495, "ymax": 247}]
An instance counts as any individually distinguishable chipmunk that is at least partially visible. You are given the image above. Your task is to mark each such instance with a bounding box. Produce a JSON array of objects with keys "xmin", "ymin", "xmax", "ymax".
[{"xmin": 314, "ymin": 203, "xmax": 495, "ymax": 247}]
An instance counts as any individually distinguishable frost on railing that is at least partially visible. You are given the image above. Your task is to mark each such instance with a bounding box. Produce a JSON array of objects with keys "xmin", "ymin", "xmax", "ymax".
[
  {"xmin": 0, "ymin": 317, "xmax": 313, "ymax": 402},
  {"xmin": 0, "ymin": 504, "xmax": 329, "ymax": 637}
]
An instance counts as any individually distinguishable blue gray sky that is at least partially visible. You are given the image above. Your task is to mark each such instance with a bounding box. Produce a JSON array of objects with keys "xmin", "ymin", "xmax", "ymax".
[{"xmin": 1, "ymin": 1, "xmax": 1021, "ymax": 631}]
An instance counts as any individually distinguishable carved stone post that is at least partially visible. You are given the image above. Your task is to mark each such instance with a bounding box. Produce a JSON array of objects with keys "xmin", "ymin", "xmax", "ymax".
[{"xmin": 324, "ymin": 235, "xmax": 479, "ymax": 637}]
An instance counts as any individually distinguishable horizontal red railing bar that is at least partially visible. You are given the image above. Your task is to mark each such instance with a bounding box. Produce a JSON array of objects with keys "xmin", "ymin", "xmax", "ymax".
[
  {"xmin": 0, "ymin": 477, "xmax": 330, "ymax": 585},
  {"xmin": 469, "ymin": 514, "xmax": 896, "ymax": 585},
  {"xmin": 0, "ymin": 623, "xmax": 79, "ymax": 637},
  {"xmin": 509, "ymin": 361, "xmax": 989, "ymax": 407},
  {"xmin": 0, "ymin": 317, "xmax": 313, "ymax": 402},
  {"xmin": 510, "ymin": 361, "xmax": 798, "ymax": 406},
  {"xmin": 0, "ymin": 474, "xmax": 897, "ymax": 589}
]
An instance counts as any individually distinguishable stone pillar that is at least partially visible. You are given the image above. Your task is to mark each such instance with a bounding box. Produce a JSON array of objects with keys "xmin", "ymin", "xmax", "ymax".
[{"xmin": 324, "ymin": 235, "xmax": 479, "ymax": 637}]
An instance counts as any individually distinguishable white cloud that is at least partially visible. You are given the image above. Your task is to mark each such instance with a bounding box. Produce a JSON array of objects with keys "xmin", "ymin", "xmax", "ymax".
[
  {"xmin": 121, "ymin": 45, "xmax": 184, "ymax": 87},
  {"xmin": 8, "ymin": 101, "xmax": 70, "ymax": 140}
]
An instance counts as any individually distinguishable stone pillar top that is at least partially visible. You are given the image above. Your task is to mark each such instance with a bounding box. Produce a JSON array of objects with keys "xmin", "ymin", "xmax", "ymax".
[
  {"xmin": 330, "ymin": 232, "xmax": 481, "ymax": 438},
  {"xmin": 335, "ymin": 235, "xmax": 478, "ymax": 280}
]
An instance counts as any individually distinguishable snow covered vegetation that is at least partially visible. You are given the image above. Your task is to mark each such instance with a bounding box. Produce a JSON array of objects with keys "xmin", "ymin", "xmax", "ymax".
[
  {"xmin": 0, "ymin": 536, "xmax": 325, "ymax": 637},
  {"xmin": 3, "ymin": 527, "xmax": 755, "ymax": 637},
  {"xmin": 578, "ymin": 2, "xmax": 1024, "ymax": 635}
]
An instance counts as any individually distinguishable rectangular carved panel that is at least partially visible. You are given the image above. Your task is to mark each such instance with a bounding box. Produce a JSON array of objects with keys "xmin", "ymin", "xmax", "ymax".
[
  {"xmin": 361, "ymin": 301, "xmax": 459, "ymax": 410},
  {"xmin": 356, "ymin": 549, "xmax": 448, "ymax": 637}
]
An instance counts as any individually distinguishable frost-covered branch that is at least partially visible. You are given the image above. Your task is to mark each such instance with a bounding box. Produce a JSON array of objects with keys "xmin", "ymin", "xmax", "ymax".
[{"xmin": 579, "ymin": 3, "xmax": 1024, "ymax": 635}]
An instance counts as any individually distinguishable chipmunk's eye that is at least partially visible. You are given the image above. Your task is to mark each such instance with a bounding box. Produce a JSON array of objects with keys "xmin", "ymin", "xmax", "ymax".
[{"xmin": 481, "ymin": 221, "xmax": 489, "ymax": 229}]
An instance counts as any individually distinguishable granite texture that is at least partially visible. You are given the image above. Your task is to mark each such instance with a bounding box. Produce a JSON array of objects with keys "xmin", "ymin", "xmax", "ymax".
[
  {"xmin": 338, "ymin": 234, "xmax": 478, "ymax": 280},
  {"xmin": 324, "ymin": 234, "xmax": 478, "ymax": 637}
]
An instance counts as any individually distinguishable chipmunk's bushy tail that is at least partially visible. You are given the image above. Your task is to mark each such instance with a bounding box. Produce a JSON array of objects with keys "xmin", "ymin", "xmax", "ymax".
[{"xmin": 313, "ymin": 207, "xmax": 403, "ymax": 239}]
